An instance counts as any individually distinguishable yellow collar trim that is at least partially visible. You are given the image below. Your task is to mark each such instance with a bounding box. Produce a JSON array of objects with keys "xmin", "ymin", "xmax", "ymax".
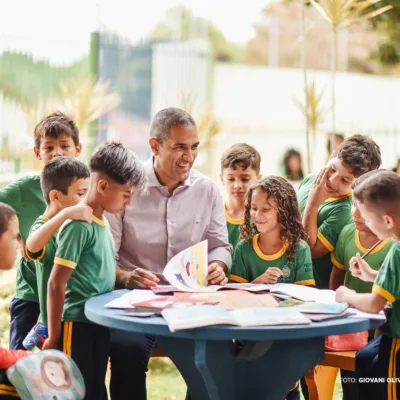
[
  {"xmin": 355, "ymin": 230, "xmax": 391, "ymax": 255},
  {"xmin": 253, "ymin": 234, "xmax": 287, "ymax": 261},
  {"xmin": 92, "ymin": 215, "xmax": 107, "ymax": 226},
  {"xmin": 325, "ymin": 193, "xmax": 352, "ymax": 202},
  {"xmin": 38, "ymin": 215, "xmax": 49, "ymax": 221},
  {"xmin": 224, "ymin": 202, "xmax": 244, "ymax": 225}
]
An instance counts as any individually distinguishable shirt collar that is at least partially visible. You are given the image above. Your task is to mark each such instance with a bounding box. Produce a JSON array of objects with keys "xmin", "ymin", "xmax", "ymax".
[{"xmin": 144, "ymin": 158, "xmax": 193, "ymax": 188}]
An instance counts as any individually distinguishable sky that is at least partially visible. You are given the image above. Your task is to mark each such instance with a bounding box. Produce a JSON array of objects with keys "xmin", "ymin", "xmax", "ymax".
[{"xmin": 0, "ymin": 0, "xmax": 268, "ymax": 64}]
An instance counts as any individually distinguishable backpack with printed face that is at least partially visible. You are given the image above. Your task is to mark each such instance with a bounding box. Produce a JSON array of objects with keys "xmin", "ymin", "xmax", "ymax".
[{"xmin": 6, "ymin": 349, "xmax": 85, "ymax": 400}]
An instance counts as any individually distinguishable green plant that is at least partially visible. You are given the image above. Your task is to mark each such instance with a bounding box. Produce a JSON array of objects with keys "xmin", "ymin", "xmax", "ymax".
[{"xmin": 309, "ymin": 0, "xmax": 392, "ymax": 149}]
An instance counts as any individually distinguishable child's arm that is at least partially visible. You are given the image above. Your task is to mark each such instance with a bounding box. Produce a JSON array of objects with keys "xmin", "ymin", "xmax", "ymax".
[
  {"xmin": 42, "ymin": 264, "xmax": 73, "ymax": 350},
  {"xmin": 349, "ymin": 253, "xmax": 378, "ymax": 282},
  {"xmin": 26, "ymin": 204, "xmax": 92, "ymax": 254},
  {"xmin": 330, "ymin": 266, "xmax": 345, "ymax": 290},
  {"xmin": 0, "ymin": 347, "xmax": 30, "ymax": 369},
  {"xmin": 335, "ymin": 286, "xmax": 387, "ymax": 314},
  {"xmin": 302, "ymin": 169, "xmax": 332, "ymax": 258},
  {"xmin": 253, "ymin": 268, "xmax": 283, "ymax": 284}
]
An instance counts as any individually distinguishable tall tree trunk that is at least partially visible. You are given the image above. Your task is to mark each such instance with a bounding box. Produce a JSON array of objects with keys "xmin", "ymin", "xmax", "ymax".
[
  {"xmin": 301, "ymin": 0, "xmax": 311, "ymax": 174},
  {"xmin": 330, "ymin": 27, "xmax": 338, "ymax": 156}
]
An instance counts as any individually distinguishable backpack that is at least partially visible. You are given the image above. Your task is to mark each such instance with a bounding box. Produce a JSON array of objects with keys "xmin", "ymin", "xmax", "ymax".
[{"xmin": 6, "ymin": 349, "xmax": 85, "ymax": 400}]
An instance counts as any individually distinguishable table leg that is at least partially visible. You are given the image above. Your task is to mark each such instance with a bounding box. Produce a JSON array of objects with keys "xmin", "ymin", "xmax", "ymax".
[{"xmin": 156, "ymin": 336, "xmax": 325, "ymax": 400}]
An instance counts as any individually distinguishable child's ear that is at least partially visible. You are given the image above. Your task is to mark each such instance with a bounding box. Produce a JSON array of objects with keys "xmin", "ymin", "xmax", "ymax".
[
  {"xmin": 75, "ymin": 143, "xmax": 82, "ymax": 156},
  {"xmin": 34, "ymin": 147, "xmax": 41, "ymax": 160},
  {"xmin": 149, "ymin": 138, "xmax": 160, "ymax": 156},
  {"xmin": 384, "ymin": 214, "xmax": 395, "ymax": 229},
  {"xmin": 49, "ymin": 189, "xmax": 60, "ymax": 203},
  {"xmin": 97, "ymin": 179, "xmax": 109, "ymax": 194},
  {"xmin": 219, "ymin": 173, "xmax": 223, "ymax": 185},
  {"xmin": 257, "ymin": 173, "xmax": 262, "ymax": 180}
]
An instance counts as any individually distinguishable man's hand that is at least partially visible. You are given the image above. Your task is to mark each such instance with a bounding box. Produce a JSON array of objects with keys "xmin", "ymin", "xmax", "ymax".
[
  {"xmin": 63, "ymin": 204, "xmax": 93, "ymax": 223},
  {"xmin": 335, "ymin": 286, "xmax": 354, "ymax": 303},
  {"xmin": 126, "ymin": 268, "xmax": 160, "ymax": 289},
  {"xmin": 207, "ymin": 262, "xmax": 228, "ymax": 285},
  {"xmin": 308, "ymin": 168, "xmax": 331, "ymax": 207},
  {"xmin": 253, "ymin": 267, "xmax": 283, "ymax": 284},
  {"xmin": 349, "ymin": 253, "xmax": 377, "ymax": 282},
  {"xmin": 42, "ymin": 336, "xmax": 59, "ymax": 350}
]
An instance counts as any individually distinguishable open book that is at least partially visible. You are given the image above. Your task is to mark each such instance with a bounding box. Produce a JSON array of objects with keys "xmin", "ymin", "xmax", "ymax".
[{"xmin": 162, "ymin": 305, "xmax": 311, "ymax": 331}]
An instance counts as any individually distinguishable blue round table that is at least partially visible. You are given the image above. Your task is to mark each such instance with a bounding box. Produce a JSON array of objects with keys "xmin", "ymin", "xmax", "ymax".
[{"xmin": 85, "ymin": 290, "xmax": 383, "ymax": 400}]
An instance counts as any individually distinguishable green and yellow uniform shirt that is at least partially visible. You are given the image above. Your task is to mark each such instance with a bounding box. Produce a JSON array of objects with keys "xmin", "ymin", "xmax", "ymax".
[
  {"xmin": 373, "ymin": 241, "xmax": 400, "ymax": 338},
  {"xmin": 26, "ymin": 216, "xmax": 56, "ymax": 326},
  {"xmin": 0, "ymin": 175, "xmax": 46, "ymax": 302},
  {"xmin": 224, "ymin": 203, "xmax": 243, "ymax": 251},
  {"xmin": 55, "ymin": 216, "xmax": 116, "ymax": 323},
  {"xmin": 230, "ymin": 234, "xmax": 315, "ymax": 285},
  {"xmin": 331, "ymin": 224, "xmax": 392, "ymax": 294},
  {"xmin": 297, "ymin": 174, "xmax": 352, "ymax": 288}
]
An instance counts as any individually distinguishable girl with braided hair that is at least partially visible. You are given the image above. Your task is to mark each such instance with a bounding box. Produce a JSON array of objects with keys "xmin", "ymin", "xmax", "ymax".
[{"xmin": 229, "ymin": 176, "xmax": 315, "ymax": 286}]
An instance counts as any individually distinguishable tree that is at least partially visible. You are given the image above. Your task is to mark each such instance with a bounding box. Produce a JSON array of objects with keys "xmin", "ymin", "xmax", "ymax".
[
  {"xmin": 310, "ymin": 0, "xmax": 392, "ymax": 149},
  {"xmin": 149, "ymin": 6, "xmax": 245, "ymax": 63}
]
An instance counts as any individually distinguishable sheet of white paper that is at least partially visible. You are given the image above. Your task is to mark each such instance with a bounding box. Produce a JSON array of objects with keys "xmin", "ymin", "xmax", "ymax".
[
  {"xmin": 105, "ymin": 290, "xmax": 160, "ymax": 309},
  {"xmin": 271, "ymin": 284, "xmax": 338, "ymax": 303},
  {"xmin": 347, "ymin": 309, "xmax": 386, "ymax": 320}
]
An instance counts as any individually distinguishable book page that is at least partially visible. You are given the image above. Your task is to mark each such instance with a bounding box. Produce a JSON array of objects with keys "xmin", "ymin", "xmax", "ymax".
[
  {"xmin": 105, "ymin": 290, "xmax": 160, "ymax": 309},
  {"xmin": 162, "ymin": 305, "xmax": 235, "ymax": 331},
  {"xmin": 163, "ymin": 240, "xmax": 223, "ymax": 292},
  {"xmin": 232, "ymin": 307, "xmax": 311, "ymax": 326}
]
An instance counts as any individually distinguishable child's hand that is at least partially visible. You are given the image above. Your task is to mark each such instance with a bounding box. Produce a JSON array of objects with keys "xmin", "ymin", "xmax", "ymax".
[
  {"xmin": 41, "ymin": 336, "xmax": 59, "ymax": 350},
  {"xmin": 308, "ymin": 168, "xmax": 331, "ymax": 207},
  {"xmin": 64, "ymin": 204, "xmax": 93, "ymax": 223},
  {"xmin": 335, "ymin": 286, "xmax": 354, "ymax": 303},
  {"xmin": 349, "ymin": 253, "xmax": 376, "ymax": 282},
  {"xmin": 258, "ymin": 267, "xmax": 283, "ymax": 284}
]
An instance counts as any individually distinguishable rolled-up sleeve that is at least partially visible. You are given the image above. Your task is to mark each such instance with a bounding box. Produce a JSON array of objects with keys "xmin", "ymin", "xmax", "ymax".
[
  {"xmin": 207, "ymin": 185, "xmax": 233, "ymax": 270},
  {"xmin": 105, "ymin": 211, "xmax": 124, "ymax": 261}
]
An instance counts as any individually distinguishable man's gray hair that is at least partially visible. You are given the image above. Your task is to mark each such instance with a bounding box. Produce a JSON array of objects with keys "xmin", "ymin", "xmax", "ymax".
[{"xmin": 150, "ymin": 107, "xmax": 196, "ymax": 143}]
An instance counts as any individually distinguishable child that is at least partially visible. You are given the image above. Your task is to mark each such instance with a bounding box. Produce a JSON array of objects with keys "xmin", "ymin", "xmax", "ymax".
[
  {"xmin": 335, "ymin": 170, "xmax": 400, "ymax": 400},
  {"xmin": 230, "ymin": 176, "xmax": 315, "ymax": 286},
  {"xmin": 26, "ymin": 157, "xmax": 92, "ymax": 327},
  {"xmin": 297, "ymin": 134, "xmax": 381, "ymax": 289},
  {"xmin": 0, "ymin": 203, "xmax": 29, "ymax": 399},
  {"xmin": 230, "ymin": 176, "xmax": 314, "ymax": 400},
  {"xmin": 329, "ymin": 170, "xmax": 393, "ymax": 400},
  {"xmin": 42, "ymin": 142, "xmax": 147, "ymax": 400},
  {"xmin": 0, "ymin": 112, "xmax": 82, "ymax": 350},
  {"xmin": 220, "ymin": 143, "xmax": 261, "ymax": 250}
]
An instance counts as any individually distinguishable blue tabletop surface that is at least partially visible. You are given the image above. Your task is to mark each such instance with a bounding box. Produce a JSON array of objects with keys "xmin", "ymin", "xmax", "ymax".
[{"xmin": 85, "ymin": 290, "xmax": 384, "ymax": 341}]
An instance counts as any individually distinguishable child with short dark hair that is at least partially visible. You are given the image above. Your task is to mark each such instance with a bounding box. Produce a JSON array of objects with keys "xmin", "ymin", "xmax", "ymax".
[
  {"xmin": 220, "ymin": 143, "xmax": 261, "ymax": 250},
  {"xmin": 26, "ymin": 157, "xmax": 92, "ymax": 327},
  {"xmin": 1, "ymin": 112, "xmax": 82, "ymax": 350},
  {"xmin": 42, "ymin": 142, "xmax": 147, "ymax": 399},
  {"xmin": 329, "ymin": 170, "xmax": 393, "ymax": 399},
  {"xmin": 298, "ymin": 134, "xmax": 381, "ymax": 289},
  {"xmin": 335, "ymin": 170, "xmax": 400, "ymax": 400},
  {"xmin": 0, "ymin": 203, "xmax": 28, "ymax": 399}
]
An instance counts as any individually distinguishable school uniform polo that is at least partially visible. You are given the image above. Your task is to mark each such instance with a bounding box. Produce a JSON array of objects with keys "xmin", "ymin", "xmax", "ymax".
[
  {"xmin": 54, "ymin": 215, "xmax": 115, "ymax": 399},
  {"xmin": 332, "ymin": 223, "xmax": 392, "ymax": 293},
  {"xmin": 230, "ymin": 234, "xmax": 315, "ymax": 285}
]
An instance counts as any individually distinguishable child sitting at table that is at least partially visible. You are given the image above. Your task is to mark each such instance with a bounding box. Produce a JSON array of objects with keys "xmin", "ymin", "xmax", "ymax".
[
  {"xmin": 230, "ymin": 176, "xmax": 315, "ymax": 286},
  {"xmin": 335, "ymin": 170, "xmax": 400, "ymax": 400},
  {"xmin": 230, "ymin": 176, "xmax": 315, "ymax": 400}
]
